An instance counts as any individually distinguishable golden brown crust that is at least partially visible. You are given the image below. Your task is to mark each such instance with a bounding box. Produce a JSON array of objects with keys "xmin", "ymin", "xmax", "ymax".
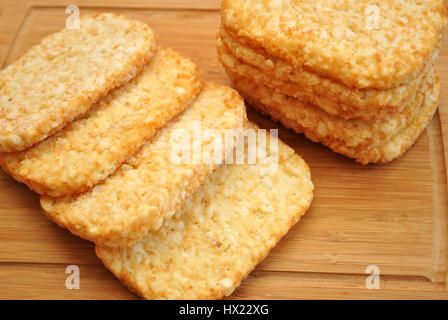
[
  {"xmin": 0, "ymin": 13, "xmax": 157, "ymax": 153},
  {"xmin": 40, "ymin": 83, "xmax": 248, "ymax": 247},
  {"xmin": 96, "ymin": 125, "xmax": 314, "ymax": 300},
  {"xmin": 225, "ymin": 68, "xmax": 433, "ymax": 150},
  {"xmin": 218, "ymin": 27, "xmax": 439, "ymax": 121},
  {"xmin": 222, "ymin": 0, "xmax": 447, "ymax": 89},
  {"xmin": 0, "ymin": 48, "xmax": 202, "ymax": 197},
  {"xmin": 235, "ymin": 73, "xmax": 440, "ymax": 165}
]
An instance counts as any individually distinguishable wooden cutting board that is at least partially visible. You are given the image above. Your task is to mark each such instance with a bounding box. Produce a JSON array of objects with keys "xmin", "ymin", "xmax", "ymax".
[{"xmin": 1, "ymin": 0, "xmax": 448, "ymax": 299}]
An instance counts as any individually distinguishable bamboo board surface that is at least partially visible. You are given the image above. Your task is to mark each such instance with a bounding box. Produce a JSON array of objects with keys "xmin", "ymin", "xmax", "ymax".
[{"xmin": 0, "ymin": 0, "xmax": 448, "ymax": 299}]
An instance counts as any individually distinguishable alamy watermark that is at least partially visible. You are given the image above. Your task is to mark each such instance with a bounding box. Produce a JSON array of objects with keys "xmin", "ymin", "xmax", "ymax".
[
  {"xmin": 66, "ymin": 5, "xmax": 80, "ymax": 30},
  {"xmin": 65, "ymin": 265, "xmax": 80, "ymax": 290},
  {"xmin": 365, "ymin": 5, "xmax": 380, "ymax": 31},
  {"xmin": 169, "ymin": 123, "xmax": 279, "ymax": 172},
  {"xmin": 365, "ymin": 265, "xmax": 380, "ymax": 289}
]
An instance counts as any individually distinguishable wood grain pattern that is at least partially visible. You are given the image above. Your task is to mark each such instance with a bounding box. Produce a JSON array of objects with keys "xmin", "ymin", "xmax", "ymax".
[{"xmin": 0, "ymin": 0, "xmax": 447, "ymax": 299}]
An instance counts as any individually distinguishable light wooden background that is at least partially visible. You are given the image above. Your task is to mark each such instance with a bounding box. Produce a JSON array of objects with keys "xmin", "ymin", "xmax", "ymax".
[{"xmin": 0, "ymin": 0, "xmax": 448, "ymax": 299}]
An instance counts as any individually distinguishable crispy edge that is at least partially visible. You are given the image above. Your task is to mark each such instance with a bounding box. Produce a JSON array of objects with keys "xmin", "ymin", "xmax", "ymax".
[
  {"xmin": 225, "ymin": 68, "xmax": 432, "ymax": 150},
  {"xmin": 0, "ymin": 48, "xmax": 202, "ymax": 197},
  {"xmin": 40, "ymin": 83, "xmax": 249, "ymax": 247},
  {"xmin": 0, "ymin": 13, "xmax": 158, "ymax": 153},
  {"xmin": 235, "ymin": 73, "xmax": 440, "ymax": 165},
  {"xmin": 218, "ymin": 26, "xmax": 438, "ymax": 120},
  {"xmin": 221, "ymin": 0, "xmax": 447, "ymax": 89},
  {"xmin": 95, "ymin": 124, "xmax": 314, "ymax": 300}
]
